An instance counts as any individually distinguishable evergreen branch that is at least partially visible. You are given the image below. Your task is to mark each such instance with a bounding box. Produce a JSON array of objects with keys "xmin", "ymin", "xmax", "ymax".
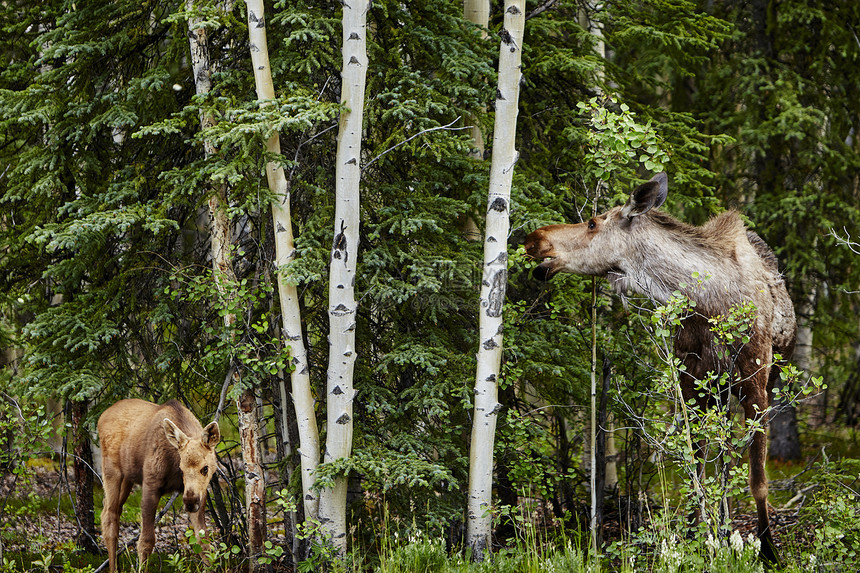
[{"xmin": 361, "ymin": 117, "xmax": 472, "ymax": 174}]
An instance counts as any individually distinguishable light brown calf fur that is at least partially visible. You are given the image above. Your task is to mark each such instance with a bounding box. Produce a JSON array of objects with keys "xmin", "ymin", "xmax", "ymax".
[
  {"xmin": 98, "ymin": 399, "xmax": 220, "ymax": 572},
  {"xmin": 524, "ymin": 173, "xmax": 795, "ymax": 564}
]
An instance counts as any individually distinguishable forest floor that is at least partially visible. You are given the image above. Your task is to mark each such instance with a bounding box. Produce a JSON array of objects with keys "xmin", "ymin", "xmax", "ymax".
[{"xmin": 0, "ymin": 462, "xmax": 813, "ymax": 572}]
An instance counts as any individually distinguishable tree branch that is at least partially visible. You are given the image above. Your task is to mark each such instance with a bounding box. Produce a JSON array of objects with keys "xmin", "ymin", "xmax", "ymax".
[{"xmin": 362, "ymin": 117, "xmax": 472, "ymax": 174}]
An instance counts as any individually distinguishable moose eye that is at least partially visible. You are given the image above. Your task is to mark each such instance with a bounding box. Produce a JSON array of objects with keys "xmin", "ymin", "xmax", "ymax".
[
  {"xmin": 201, "ymin": 466, "xmax": 209, "ymax": 476},
  {"xmin": 588, "ymin": 219, "xmax": 597, "ymax": 230}
]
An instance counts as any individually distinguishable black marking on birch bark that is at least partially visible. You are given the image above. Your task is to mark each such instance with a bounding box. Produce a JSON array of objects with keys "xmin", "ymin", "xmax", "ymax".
[
  {"xmin": 349, "ymin": 56, "xmax": 361, "ymax": 66},
  {"xmin": 331, "ymin": 303, "xmax": 353, "ymax": 316},
  {"xmin": 250, "ymin": 43, "xmax": 260, "ymax": 53},
  {"xmin": 496, "ymin": 323, "xmax": 504, "ymax": 336},
  {"xmin": 506, "ymin": 4, "xmax": 521, "ymax": 14},
  {"xmin": 332, "ymin": 221, "xmax": 348, "ymax": 263},
  {"xmin": 487, "ymin": 403, "xmax": 502, "ymax": 416},
  {"xmin": 349, "ymin": 32, "xmax": 360, "ymax": 40},
  {"xmin": 346, "ymin": 322, "xmax": 356, "ymax": 332},
  {"xmin": 277, "ymin": 223, "xmax": 286, "ymax": 234},
  {"xmin": 346, "ymin": 157, "xmax": 357, "ymax": 165},
  {"xmin": 503, "ymin": 151, "xmax": 521, "ymax": 174},
  {"xmin": 332, "ymin": 385, "xmax": 344, "ymax": 395},
  {"xmin": 337, "ymin": 284, "xmax": 345, "ymax": 289},
  {"xmin": 496, "ymin": 88, "xmax": 505, "ymax": 101},
  {"xmin": 248, "ymin": 11, "xmax": 259, "ymax": 23},
  {"xmin": 500, "ymin": 28, "xmax": 512, "ymax": 44},
  {"xmin": 482, "ymin": 337, "xmax": 498, "ymax": 350},
  {"xmin": 305, "ymin": 494, "xmax": 315, "ymax": 501},
  {"xmin": 487, "ymin": 236, "xmax": 497, "ymax": 243},
  {"xmin": 336, "ymin": 413, "xmax": 351, "ymax": 425},
  {"xmin": 486, "ymin": 268, "xmax": 507, "ymax": 317},
  {"xmin": 488, "ymin": 251, "xmax": 508, "ymax": 266},
  {"xmin": 489, "ymin": 197, "xmax": 508, "ymax": 212},
  {"xmin": 486, "ymin": 374, "xmax": 496, "ymax": 382}
]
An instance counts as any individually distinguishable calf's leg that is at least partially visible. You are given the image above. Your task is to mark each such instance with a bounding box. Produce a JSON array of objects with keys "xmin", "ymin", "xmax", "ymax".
[
  {"xmin": 137, "ymin": 484, "xmax": 160, "ymax": 572},
  {"xmin": 101, "ymin": 469, "xmax": 133, "ymax": 573}
]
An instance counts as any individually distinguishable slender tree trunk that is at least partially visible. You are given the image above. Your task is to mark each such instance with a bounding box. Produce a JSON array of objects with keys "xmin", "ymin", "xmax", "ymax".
[
  {"xmin": 238, "ymin": 387, "xmax": 266, "ymax": 568},
  {"xmin": 243, "ymin": 0, "xmax": 321, "ymax": 523},
  {"xmin": 770, "ymin": 283, "xmax": 813, "ymax": 461},
  {"xmin": 317, "ymin": 0, "xmax": 368, "ymax": 555},
  {"xmin": 188, "ymin": 6, "xmax": 266, "ymax": 568},
  {"xmin": 461, "ymin": 0, "xmax": 489, "ymax": 241},
  {"xmin": 593, "ymin": 358, "xmax": 612, "ymax": 546},
  {"xmin": 466, "ymin": 0, "xmax": 525, "ymax": 561},
  {"xmin": 71, "ymin": 400, "xmax": 99, "ymax": 554}
]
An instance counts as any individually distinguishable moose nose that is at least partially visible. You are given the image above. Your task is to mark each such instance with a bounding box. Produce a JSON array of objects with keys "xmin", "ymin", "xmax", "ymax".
[
  {"xmin": 184, "ymin": 494, "xmax": 200, "ymax": 513},
  {"xmin": 524, "ymin": 230, "xmax": 550, "ymax": 259}
]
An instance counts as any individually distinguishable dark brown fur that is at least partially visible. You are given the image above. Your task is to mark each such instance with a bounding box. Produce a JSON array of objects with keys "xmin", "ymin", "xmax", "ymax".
[
  {"xmin": 98, "ymin": 399, "xmax": 220, "ymax": 572},
  {"xmin": 524, "ymin": 173, "xmax": 795, "ymax": 564}
]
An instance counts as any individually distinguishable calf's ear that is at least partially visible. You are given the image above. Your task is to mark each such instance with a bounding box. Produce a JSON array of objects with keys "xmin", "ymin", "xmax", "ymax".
[
  {"xmin": 163, "ymin": 418, "xmax": 190, "ymax": 449},
  {"xmin": 201, "ymin": 421, "xmax": 221, "ymax": 449},
  {"xmin": 621, "ymin": 172, "xmax": 668, "ymax": 218}
]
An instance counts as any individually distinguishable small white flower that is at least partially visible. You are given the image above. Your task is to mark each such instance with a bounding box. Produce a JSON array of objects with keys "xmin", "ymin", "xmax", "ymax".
[
  {"xmin": 730, "ymin": 530, "xmax": 744, "ymax": 553},
  {"xmin": 705, "ymin": 533, "xmax": 719, "ymax": 552},
  {"xmin": 746, "ymin": 532, "xmax": 761, "ymax": 552}
]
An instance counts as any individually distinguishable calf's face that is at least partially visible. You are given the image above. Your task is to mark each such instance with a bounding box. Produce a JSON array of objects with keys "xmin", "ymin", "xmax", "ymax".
[
  {"xmin": 163, "ymin": 418, "xmax": 221, "ymax": 513},
  {"xmin": 524, "ymin": 172, "xmax": 669, "ymax": 280}
]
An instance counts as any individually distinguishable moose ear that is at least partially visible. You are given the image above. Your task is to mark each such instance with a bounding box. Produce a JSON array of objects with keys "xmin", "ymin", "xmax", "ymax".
[
  {"xmin": 201, "ymin": 421, "xmax": 221, "ymax": 449},
  {"xmin": 621, "ymin": 172, "xmax": 668, "ymax": 218},
  {"xmin": 163, "ymin": 418, "xmax": 189, "ymax": 449}
]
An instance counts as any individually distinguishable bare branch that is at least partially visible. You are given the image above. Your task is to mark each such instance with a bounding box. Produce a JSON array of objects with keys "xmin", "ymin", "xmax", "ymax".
[
  {"xmin": 526, "ymin": 0, "xmax": 558, "ymax": 20},
  {"xmin": 361, "ymin": 117, "xmax": 472, "ymax": 174},
  {"xmin": 830, "ymin": 226, "xmax": 860, "ymax": 255}
]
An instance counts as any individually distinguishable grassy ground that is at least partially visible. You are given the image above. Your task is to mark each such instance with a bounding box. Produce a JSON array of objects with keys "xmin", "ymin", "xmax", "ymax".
[{"xmin": 1, "ymin": 432, "xmax": 858, "ymax": 572}]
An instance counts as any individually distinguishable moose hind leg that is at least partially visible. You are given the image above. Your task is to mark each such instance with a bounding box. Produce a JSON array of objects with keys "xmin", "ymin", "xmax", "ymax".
[
  {"xmin": 744, "ymin": 396, "xmax": 781, "ymax": 566},
  {"xmin": 101, "ymin": 471, "xmax": 133, "ymax": 573}
]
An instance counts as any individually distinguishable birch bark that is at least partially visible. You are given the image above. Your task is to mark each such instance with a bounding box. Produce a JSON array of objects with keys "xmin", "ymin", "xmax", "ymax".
[
  {"xmin": 243, "ymin": 0, "xmax": 321, "ymax": 522},
  {"xmin": 317, "ymin": 0, "xmax": 368, "ymax": 554},
  {"xmin": 187, "ymin": 5, "xmax": 266, "ymax": 568},
  {"xmin": 466, "ymin": 0, "xmax": 525, "ymax": 561}
]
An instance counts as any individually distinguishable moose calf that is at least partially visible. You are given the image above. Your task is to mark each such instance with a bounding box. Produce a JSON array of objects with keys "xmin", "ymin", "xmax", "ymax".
[
  {"xmin": 524, "ymin": 173, "xmax": 796, "ymax": 564},
  {"xmin": 98, "ymin": 399, "xmax": 220, "ymax": 572}
]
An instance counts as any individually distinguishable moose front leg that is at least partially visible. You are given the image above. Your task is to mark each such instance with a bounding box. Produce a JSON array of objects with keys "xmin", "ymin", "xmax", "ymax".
[{"xmin": 137, "ymin": 485, "xmax": 160, "ymax": 572}]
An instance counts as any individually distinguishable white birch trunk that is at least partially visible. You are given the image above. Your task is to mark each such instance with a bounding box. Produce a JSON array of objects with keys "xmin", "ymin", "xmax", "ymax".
[
  {"xmin": 461, "ymin": 0, "xmax": 490, "ymax": 242},
  {"xmin": 188, "ymin": 6, "xmax": 266, "ymax": 568},
  {"xmin": 243, "ymin": 0, "xmax": 321, "ymax": 521},
  {"xmin": 316, "ymin": 0, "xmax": 368, "ymax": 555},
  {"xmin": 466, "ymin": 0, "xmax": 525, "ymax": 561}
]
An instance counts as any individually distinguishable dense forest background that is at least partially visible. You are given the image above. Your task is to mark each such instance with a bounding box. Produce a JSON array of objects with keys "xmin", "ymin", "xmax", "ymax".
[{"xmin": 1, "ymin": 0, "xmax": 859, "ymax": 571}]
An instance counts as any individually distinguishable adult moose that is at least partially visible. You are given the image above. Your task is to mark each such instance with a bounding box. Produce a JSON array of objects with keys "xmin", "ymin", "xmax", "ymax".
[
  {"xmin": 524, "ymin": 173, "xmax": 795, "ymax": 564},
  {"xmin": 98, "ymin": 399, "xmax": 221, "ymax": 572}
]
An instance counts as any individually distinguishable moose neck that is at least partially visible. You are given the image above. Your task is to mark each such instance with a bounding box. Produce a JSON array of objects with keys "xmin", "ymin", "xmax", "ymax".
[{"xmin": 608, "ymin": 211, "xmax": 746, "ymax": 315}]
